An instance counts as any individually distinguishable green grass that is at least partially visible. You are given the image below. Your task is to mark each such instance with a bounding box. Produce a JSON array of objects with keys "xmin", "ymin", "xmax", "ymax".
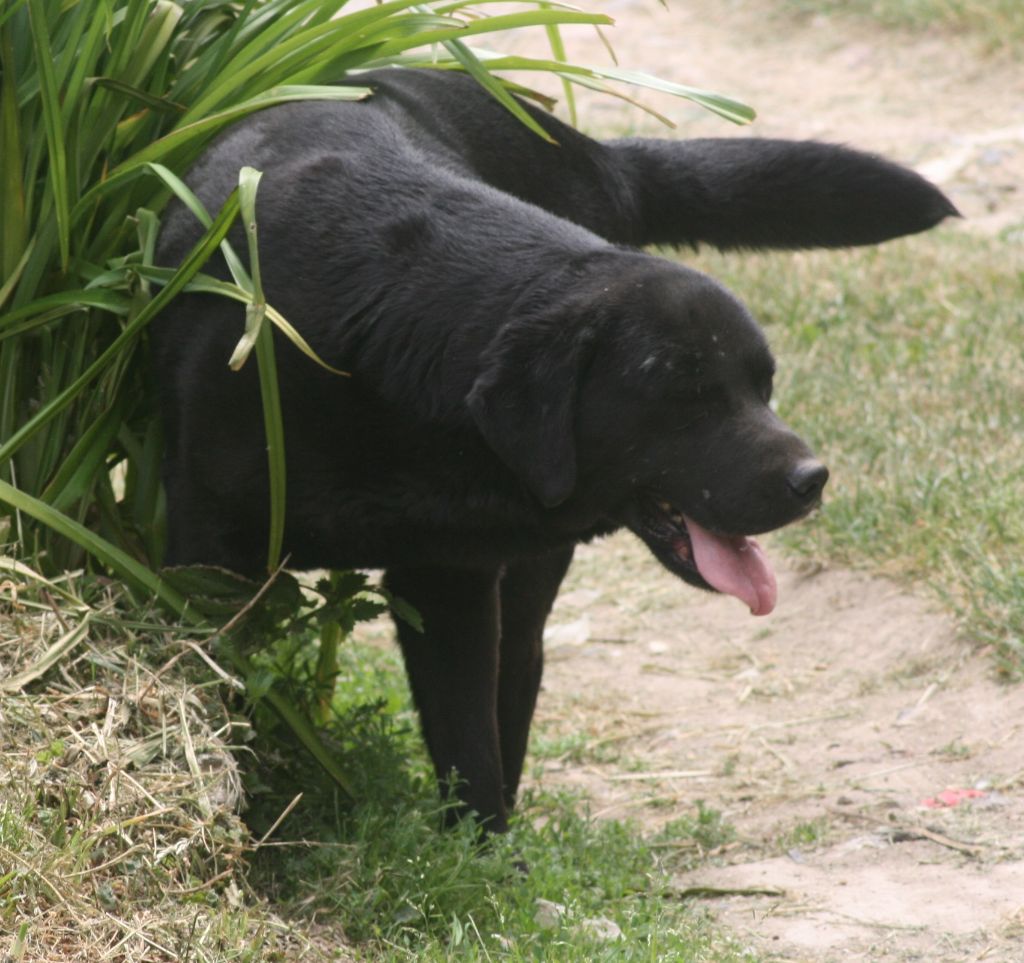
[
  {"xmin": 779, "ymin": 0, "xmax": 1024, "ymax": 51},
  {"xmin": 244, "ymin": 640, "xmax": 751, "ymax": 961},
  {"xmin": 682, "ymin": 227, "xmax": 1024, "ymax": 676}
]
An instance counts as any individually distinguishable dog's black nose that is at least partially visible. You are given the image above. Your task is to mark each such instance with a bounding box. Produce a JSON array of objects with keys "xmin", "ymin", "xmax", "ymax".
[{"xmin": 787, "ymin": 459, "xmax": 829, "ymax": 502}]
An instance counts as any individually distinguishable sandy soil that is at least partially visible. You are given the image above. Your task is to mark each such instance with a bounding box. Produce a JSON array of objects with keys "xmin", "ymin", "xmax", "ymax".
[
  {"xmin": 538, "ymin": 537, "xmax": 1024, "ymax": 961},
  {"xmin": 503, "ymin": 3, "xmax": 1024, "ymax": 960}
]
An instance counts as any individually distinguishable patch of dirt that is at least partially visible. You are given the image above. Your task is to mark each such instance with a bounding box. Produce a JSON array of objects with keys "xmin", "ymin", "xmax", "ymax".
[
  {"xmin": 536, "ymin": 536, "xmax": 1024, "ymax": 960},
  {"xmin": 506, "ymin": 4, "xmax": 1024, "ymax": 960}
]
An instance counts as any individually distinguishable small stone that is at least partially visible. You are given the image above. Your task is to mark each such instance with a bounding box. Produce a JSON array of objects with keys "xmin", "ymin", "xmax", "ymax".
[
  {"xmin": 581, "ymin": 916, "xmax": 623, "ymax": 941},
  {"xmin": 533, "ymin": 898, "xmax": 566, "ymax": 930}
]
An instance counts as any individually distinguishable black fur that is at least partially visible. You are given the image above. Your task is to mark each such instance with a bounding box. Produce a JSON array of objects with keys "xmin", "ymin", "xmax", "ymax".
[{"xmin": 153, "ymin": 68, "xmax": 956, "ymax": 830}]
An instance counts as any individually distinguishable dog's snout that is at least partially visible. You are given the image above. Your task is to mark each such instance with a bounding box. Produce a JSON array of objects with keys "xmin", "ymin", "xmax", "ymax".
[{"xmin": 787, "ymin": 459, "xmax": 829, "ymax": 502}]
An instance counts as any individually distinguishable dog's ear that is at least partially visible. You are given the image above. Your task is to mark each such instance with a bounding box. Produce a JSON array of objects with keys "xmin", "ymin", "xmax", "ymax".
[
  {"xmin": 609, "ymin": 137, "xmax": 959, "ymax": 250},
  {"xmin": 467, "ymin": 322, "xmax": 593, "ymax": 508}
]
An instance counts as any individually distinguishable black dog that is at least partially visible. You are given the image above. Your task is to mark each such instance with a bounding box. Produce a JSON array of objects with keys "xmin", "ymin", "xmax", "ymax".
[{"xmin": 154, "ymin": 68, "xmax": 956, "ymax": 831}]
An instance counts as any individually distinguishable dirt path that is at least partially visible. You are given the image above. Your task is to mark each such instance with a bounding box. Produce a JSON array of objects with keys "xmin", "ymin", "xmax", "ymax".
[
  {"xmin": 538, "ymin": 536, "xmax": 1024, "ymax": 960},
  {"xmin": 507, "ymin": 4, "xmax": 1024, "ymax": 960}
]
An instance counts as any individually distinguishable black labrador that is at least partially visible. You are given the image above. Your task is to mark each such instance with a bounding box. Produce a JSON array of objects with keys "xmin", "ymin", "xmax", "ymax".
[{"xmin": 153, "ymin": 68, "xmax": 956, "ymax": 831}]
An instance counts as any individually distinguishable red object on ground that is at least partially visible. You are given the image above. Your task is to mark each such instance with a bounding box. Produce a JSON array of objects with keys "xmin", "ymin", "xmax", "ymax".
[{"xmin": 920, "ymin": 788, "xmax": 987, "ymax": 809}]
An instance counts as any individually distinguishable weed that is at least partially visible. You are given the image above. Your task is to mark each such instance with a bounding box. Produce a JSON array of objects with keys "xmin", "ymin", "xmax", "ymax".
[
  {"xmin": 777, "ymin": 817, "xmax": 831, "ymax": 851},
  {"xmin": 656, "ymin": 802, "xmax": 737, "ymax": 864}
]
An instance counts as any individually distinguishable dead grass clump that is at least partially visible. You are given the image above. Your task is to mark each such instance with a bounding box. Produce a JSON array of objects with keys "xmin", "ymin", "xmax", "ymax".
[{"xmin": 0, "ymin": 558, "xmax": 324, "ymax": 962}]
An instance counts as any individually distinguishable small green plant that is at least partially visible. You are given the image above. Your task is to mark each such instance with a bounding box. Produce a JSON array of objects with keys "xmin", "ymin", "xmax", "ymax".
[
  {"xmin": 932, "ymin": 738, "xmax": 972, "ymax": 760},
  {"xmin": 657, "ymin": 801, "xmax": 737, "ymax": 860},
  {"xmin": 777, "ymin": 817, "xmax": 830, "ymax": 851},
  {"xmin": 244, "ymin": 661, "xmax": 752, "ymax": 960}
]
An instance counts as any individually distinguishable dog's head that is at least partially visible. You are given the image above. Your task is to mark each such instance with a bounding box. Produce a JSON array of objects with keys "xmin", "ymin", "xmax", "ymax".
[{"xmin": 468, "ymin": 257, "xmax": 826, "ymax": 615}]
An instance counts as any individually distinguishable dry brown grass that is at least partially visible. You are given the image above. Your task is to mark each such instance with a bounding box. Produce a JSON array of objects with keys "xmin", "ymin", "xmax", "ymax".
[{"xmin": 0, "ymin": 559, "xmax": 343, "ymax": 962}]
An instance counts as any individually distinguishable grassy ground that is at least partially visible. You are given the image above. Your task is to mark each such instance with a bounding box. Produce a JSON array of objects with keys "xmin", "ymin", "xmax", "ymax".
[
  {"xmin": 0, "ymin": 572, "xmax": 751, "ymax": 962},
  {"xmin": 683, "ymin": 226, "xmax": 1024, "ymax": 677},
  {"xmin": 779, "ymin": 0, "xmax": 1024, "ymax": 51}
]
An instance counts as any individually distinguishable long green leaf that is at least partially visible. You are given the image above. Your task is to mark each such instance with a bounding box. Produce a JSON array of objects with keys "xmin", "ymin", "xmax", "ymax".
[
  {"xmin": 237, "ymin": 166, "xmax": 286, "ymax": 573},
  {"xmin": 0, "ymin": 27, "xmax": 26, "ymax": 283},
  {"xmin": 120, "ymin": 0, "xmax": 182, "ymax": 91},
  {"xmin": 399, "ymin": 52, "xmax": 756, "ymax": 124},
  {"xmin": 72, "ymin": 85, "xmax": 371, "ymax": 222},
  {"xmin": 0, "ymin": 478, "xmax": 192, "ymax": 618},
  {"xmin": 90, "ymin": 77, "xmax": 186, "ymax": 115},
  {"xmin": 145, "ymin": 162, "xmax": 250, "ymax": 283},
  {"xmin": 140, "ymin": 170, "xmax": 347, "ymax": 376},
  {"xmin": 431, "ymin": 33, "xmax": 555, "ymax": 143},
  {"xmin": 0, "ymin": 289, "xmax": 132, "ymax": 332},
  {"xmin": 540, "ymin": 8, "xmax": 576, "ymax": 128},
  {"xmin": 368, "ymin": 10, "xmax": 613, "ymax": 61},
  {"xmin": 572, "ymin": 63, "xmax": 756, "ymax": 125},
  {"xmin": 27, "ymin": 0, "xmax": 72, "ymax": 268},
  {"xmin": 41, "ymin": 394, "xmax": 126, "ymax": 512}
]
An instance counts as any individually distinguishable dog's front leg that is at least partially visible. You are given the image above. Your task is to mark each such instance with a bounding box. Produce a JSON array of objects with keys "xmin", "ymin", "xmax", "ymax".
[
  {"xmin": 497, "ymin": 547, "xmax": 574, "ymax": 814},
  {"xmin": 384, "ymin": 565, "xmax": 508, "ymax": 831}
]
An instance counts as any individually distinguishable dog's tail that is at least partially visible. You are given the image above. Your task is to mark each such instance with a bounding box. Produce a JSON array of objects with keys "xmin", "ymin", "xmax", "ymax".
[{"xmin": 606, "ymin": 136, "xmax": 959, "ymax": 250}]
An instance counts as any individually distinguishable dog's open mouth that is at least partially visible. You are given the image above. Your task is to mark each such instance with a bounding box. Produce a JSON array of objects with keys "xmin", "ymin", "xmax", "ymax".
[{"xmin": 633, "ymin": 495, "xmax": 777, "ymax": 616}]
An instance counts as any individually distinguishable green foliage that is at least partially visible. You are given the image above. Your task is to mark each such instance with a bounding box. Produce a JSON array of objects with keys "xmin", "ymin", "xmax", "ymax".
[
  {"xmin": 244, "ymin": 638, "xmax": 751, "ymax": 961},
  {"xmin": 656, "ymin": 802, "xmax": 736, "ymax": 863}
]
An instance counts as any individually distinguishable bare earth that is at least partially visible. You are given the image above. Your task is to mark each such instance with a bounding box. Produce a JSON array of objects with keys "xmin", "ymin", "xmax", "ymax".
[{"xmin": 504, "ymin": 3, "xmax": 1024, "ymax": 960}]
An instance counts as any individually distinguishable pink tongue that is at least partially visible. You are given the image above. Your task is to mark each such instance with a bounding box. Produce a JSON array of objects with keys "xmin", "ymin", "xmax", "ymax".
[{"xmin": 681, "ymin": 515, "xmax": 777, "ymax": 616}]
